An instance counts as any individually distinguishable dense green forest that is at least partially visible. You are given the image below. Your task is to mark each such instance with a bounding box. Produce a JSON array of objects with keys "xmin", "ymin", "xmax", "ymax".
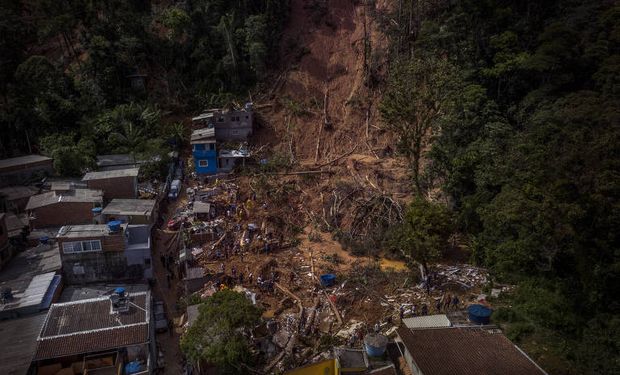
[
  {"xmin": 0, "ymin": 0, "xmax": 289, "ymax": 174},
  {"xmin": 381, "ymin": 0, "xmax": 619, "ymax": 373}
]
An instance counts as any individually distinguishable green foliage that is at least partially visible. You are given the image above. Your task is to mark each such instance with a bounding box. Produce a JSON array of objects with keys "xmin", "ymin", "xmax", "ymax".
[
  {"xmin": 385, "ymin": 0, "xmax": 620, "ymax": 372},
  {"xmin": 180, "ymin": 290, "xmax": 261, "ymax": 374},
  {"xmin": 386, "ymin": 198, "xmax": 452, "ymax": 273},
  {"xmin": 39, "ymin": 133, "xmax": 95, "ymax": 176}
]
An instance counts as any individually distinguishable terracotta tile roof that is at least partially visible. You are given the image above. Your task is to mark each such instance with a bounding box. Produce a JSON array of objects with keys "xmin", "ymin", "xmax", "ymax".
[
  {"xmin": 34, "ymin": 324, "xmax": 148, "ymax": 360},
  {"xmin": 33, "ymin": 292, "xmax": 150, "ymax": 360},
  {"xmin": 396, "ymin": 326, "xmax": 547, "ymax": 375}
]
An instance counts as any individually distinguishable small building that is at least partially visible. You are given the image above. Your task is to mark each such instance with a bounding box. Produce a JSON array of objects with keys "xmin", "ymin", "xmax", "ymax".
[
  {"xmin": 192, "ymin": 201, "xmax": 213, "ymax": 220},
  {"xmin": 31, "ymin": 290, "xmax": 155, "ymax": 375},
  {"xmin": 395, "ymin": 325, "xmax": 547, "ymax": 375},
  {"xmin": 82, "ymin": 167, "xmax": 140, "ymax": 200},
  {"xmin": 4, "ymin": 212, "xmax": 29, "ymax": 243},
  {"xmin": 191, "ymin": 128, "xmax": 218, "ymax": 175},
  {"xmin": 0, "ymin": 185, "xmax": 39, "ymax": 213},
  {"xmin": 56, "ymin": 223, "xmax": 152, "ymax": 284},
  {"xmin": 102, "ymin": 199, "xmax": 156, "ymax": 225},
  {"xmin": 0, "ymin": 313, "xmax": 47, "ymax": 375},
  {"xmin": 25, "ymin": 189, "xmax": 104, "ymax": 229},
  {"xmin": 0, "ymin": 155, "xmax": 53, "ymax": 187},
  {"xmin": 192, "ymin": 102, "xmax": 254, "ymax": 142},
  {"xmin": 218, "ymin": 148, "xmax": 250, "ymax": 172},
  {"xmin": 0, "ymin": 243, "xmax": 62, "ymax": 320},
  {"xmin": 96, "ymin": 154, "xmax": 145, "ymax": 172}
]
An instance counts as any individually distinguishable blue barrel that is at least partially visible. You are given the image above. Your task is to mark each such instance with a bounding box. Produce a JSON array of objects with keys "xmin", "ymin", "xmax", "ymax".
[
  {"xmin": 364, "ymin": 333, "xmax": 388, "ymax": 357},
  {"xmin": 92, "ymin": 207, "xmax": 103, "ymax": 214},
  {"xmin": 468, "ymin": 304, "xmax": 493, "ymax": 325},
  {"xmin": 320, "ymin": 274, "xmax": 336, "ymax": 287},
  {"xmin": 125, "ymin": 361, "xmax": 142, "ymax": 374},
  {"xmin": 107, "ymin": 220, "xmax": 122, "ymax": 232},
  {"xmin": 39, "ymin": 236, "xmax": 49, "ymax": 244}
]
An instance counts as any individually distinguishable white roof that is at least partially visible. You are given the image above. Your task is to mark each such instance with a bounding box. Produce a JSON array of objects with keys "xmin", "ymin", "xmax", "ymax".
[
  {"xmin": 82, "ymin": 168, "xmax": 140, "ymax": 181},
  {"xmin": 402, "ymin": 314, "xmax": 451, "ymax": 329}
]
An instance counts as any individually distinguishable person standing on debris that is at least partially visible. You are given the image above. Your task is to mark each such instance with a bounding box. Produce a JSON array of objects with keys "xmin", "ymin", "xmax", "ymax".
[
  {"xmin": 238, "ymin": 272, "xmax": 244, "ymax": 284},
  {"xmin": 219, "ymin": 263, "xmax": 225, "ymax": 274},
  {"xmin": 452, "ymin": 295, "xmax": 460, "ymax": 310},
  {"xmin": 443, "ymin": 294, "xmax": 451, "ymax": 311},
  {"xmin": 412, "ymin": 304, "xmax": 417, "ymax": 316},
  {"xmin": 231, "ymin": 265, "xmax": 237, "ymax": 279},
  {"xmin": 435, "ymin": 298, "xmax": 442, "ymax": 313},
  {"xmin": 399, "ymin": 305, "xmax": 405, "ymax": 320},
  {"xmin": 421, "ymin": 304, "xmax": 428, "ymax": 316},
  {"xmin": 374, "ymin": 322, "xmax": 380, "ymax": 333}
]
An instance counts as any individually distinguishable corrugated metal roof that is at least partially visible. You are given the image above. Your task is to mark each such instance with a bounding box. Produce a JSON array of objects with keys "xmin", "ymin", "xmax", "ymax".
[
  {"xmin": 0, "ymin": 155, "xmax": 52, "ymax": 171},
  {"xmin": 102, "ymin": 199, "xmax": 155, "ymax": 216},
  {"xmin": 397, "ymin": 326, "xmax": 547, "ymax": 375},
  {"xmin": 402, "ymin": 314, "xmax": 451, "ymax": 329},
  {"xmin": 82, "ymin": 167, "xmax": 140, "ymax": 181},
  {"xmin": 192, "ymin": 201, "xmax": 211, "ymax": 214},
  {"xmin": 190, "ymin": 128, "xmax": 215, "ymax": 143},
  {"xmin": 25, "ymin": 189, "xmax": 103, "ymax": 210}
]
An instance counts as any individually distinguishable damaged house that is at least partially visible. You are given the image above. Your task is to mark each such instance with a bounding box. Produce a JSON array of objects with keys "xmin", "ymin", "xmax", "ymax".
[{"xmin": 56, "ymin": 222, "xmax": 152, "ymax": 284}]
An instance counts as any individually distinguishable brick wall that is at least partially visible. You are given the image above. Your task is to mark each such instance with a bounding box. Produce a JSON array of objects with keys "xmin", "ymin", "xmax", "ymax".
[
  {"xmin": 31, "ymin": 202, "xmax": 97, "ymax": 229},
  {"xmin": 86, "ymin": 176, "xmax": 137, "ymax": 200}
]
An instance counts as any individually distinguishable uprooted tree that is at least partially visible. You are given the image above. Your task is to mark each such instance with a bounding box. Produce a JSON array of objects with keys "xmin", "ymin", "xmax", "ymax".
[{"xmin": 180, "ymin": 290, "xmax": 262, "ymax": 374}]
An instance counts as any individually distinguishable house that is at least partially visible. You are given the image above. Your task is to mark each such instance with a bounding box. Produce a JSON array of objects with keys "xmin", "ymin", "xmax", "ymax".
[
  {"xmin": 395, "ymin": 325, "xmax": 547, "ymax": 375},
  {"xmin": 0, "ymin": 185, "xmax": 39, "ymax": 213},
  {"xmin": 191, "ymin": 128, "xmax": 218, "ymax": 175},
  {"xmin": 96, "ymin": 154, "xmax": 145, "ymax": 172},
  {"xmin": 0, "ymin": 242, "xmax": 62, "ymax": 320},
  {"xmin": 192, "ymin": 201, "xmax": 213, "ymax": 220},
  {"xmin": 102, "ymin": 199, "xmax": 157, "ymax": 225},
  {"xmin": 192, "ymin": 102, "xmax": 254, "ymax": 142},
  {"xmin": 0, "ymin": 155, "xmax": 53, "ymax": 187},
  {"xmin": 56, "ymin": 223, "xmax": 152, "ymax": 284},
  {"xmin": 4, "ymin": 212, "xmax": 29, "ymax": 244},
  {"xmin": 0, "ymin": 313, "xmax": 47, "ymax": 375},
  {"xmin": 25, "ymin": 189, "xmax": 104, "ymax": 229},
  {"xmin": 0, "ymin": 213, "xmax": 12, "ymax": 270},
  {"xmin": 31, "ymin": 289, "xmax": 155, "ymax": 375},
  {"xmin": 218, "ymin": 148, "xmax": 250, "ymax": 173},
  {"xmin": 82, "ymin": 167, "xmax": 140, "ymax": 200}
]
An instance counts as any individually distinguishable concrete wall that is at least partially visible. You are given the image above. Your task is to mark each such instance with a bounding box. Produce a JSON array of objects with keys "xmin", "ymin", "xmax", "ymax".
[
  {"xmin": 214, "ymin": 110, "xmax": 253, "ymax": 141},
  {"xmin": 30, "ymin": 202, "xmax": 98, "ymax": 229},
  {"xmin": 86, "ymin": 176, "xmax": 137, "ymax": 200}
]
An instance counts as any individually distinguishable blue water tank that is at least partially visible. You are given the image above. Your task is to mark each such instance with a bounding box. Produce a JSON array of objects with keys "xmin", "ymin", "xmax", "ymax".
[
  {"xmin": 108, "ymin": 220, "xmax": 122, "ymax": 233},
  {"xmin": 364, "ymin": 333, "xmax": 388, "ymax": 357},
  {"xmin": 320, "ymin": 274, "xmax": 336, "ymax": 287},
  {"xmin": 468, "ymin": 304, "xmax": 493, "ymax": 325},
  {"xmin": 125, "ymin": 361, "xmax": 142, "ymax": 374},
  {"xmin": 92, "ymin": 207, "xmax": 103, "ymax": 214},
  {"xmin": 39, "ymin": 236, "xmax": 49, "ymax": 244},
  {"xmin": 114, "ymin": 287, "xmax": 126, "ymax": 295}
]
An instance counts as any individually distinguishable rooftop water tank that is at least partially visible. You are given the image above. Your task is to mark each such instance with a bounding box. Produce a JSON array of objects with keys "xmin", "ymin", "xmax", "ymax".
[
  {"xmin": 468, "ymin": 304, "xmax": 493, "ymax": 325},
  {"xmin": 92, "ymin": 207, "xmax": 103, "ymax": 215},
  {"xmin": 364, "ymin": 333, "xmax": 388, "ymax": 357},
  {"xmin": 108, "ymin": 220, "xmax": 122, "ymax": 233}
]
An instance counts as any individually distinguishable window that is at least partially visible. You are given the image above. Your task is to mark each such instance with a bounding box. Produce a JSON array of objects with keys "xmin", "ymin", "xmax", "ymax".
[
  {"xmin": 209, "ymin": 144, "xmax": 215, "ymax": 150},
  {"xmin": 63, "ymin": 240, "xmax": 102, "ymax": 254},
  {"xmin": 231, "ymin": 130, "xmax": 240, "ymax": 135},
  {"xmin": 199, "ymin": 159, "xmax": 209, "ymax": 167}
]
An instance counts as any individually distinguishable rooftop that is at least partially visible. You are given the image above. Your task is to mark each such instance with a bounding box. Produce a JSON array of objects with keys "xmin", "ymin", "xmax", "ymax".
[
  {"xmin": 34, "ymin": 291, "xmax": 150, "ymax": 360},
  {"xmin": 402, "ymin": 314, "xmax": 451, "ymax": 329},
  {"xmin": 56, "ymin": 223, "xmax": 127, "ymax": 239},
  {"xmin": 0, "ymin": 185, "xmax": 39, "ymax": 201},
  {"xmin": 397, "ymin": 326, "xmax": 547, "ymax": 375},
  {"xmin": 59, "ymin": 284, "xmax": 149, "ymax": 303},
  {"xmin": 191, "ymin": 128, "xmax": 216, "ymax": 144},
  {"xmin": 0, "ymin": 155, "xmax": 52, "ymax": 171},
  {"xmin": 0, "ymin": 313, "xmax": 47, "ymax": 375},
  {"xmin": 0, "ymin": 244, "xmax": 62, "ymax": 317},
  {"xmin": 82, "ymin": 167, "xmax": 140, "ymax": 181},
  {"xmin": 96, "ymin": 154, "xmax": 137, "ymax": 166},
  {"xmin": 25, "ymin": 189, "xmax": 103, "ymax": 210},
  {"xmin": 102, "ymin": 199, "xmax": 156, "ymax": 216},
  {"xmin": 4, "ymin": 212, "xmax": 28, "ymax": 237}
]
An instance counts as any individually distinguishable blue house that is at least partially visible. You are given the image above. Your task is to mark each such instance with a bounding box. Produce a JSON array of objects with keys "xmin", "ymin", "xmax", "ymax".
[{"xmin": 191, "ymin": 128, "xmax": 218, "ymax": 175}]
